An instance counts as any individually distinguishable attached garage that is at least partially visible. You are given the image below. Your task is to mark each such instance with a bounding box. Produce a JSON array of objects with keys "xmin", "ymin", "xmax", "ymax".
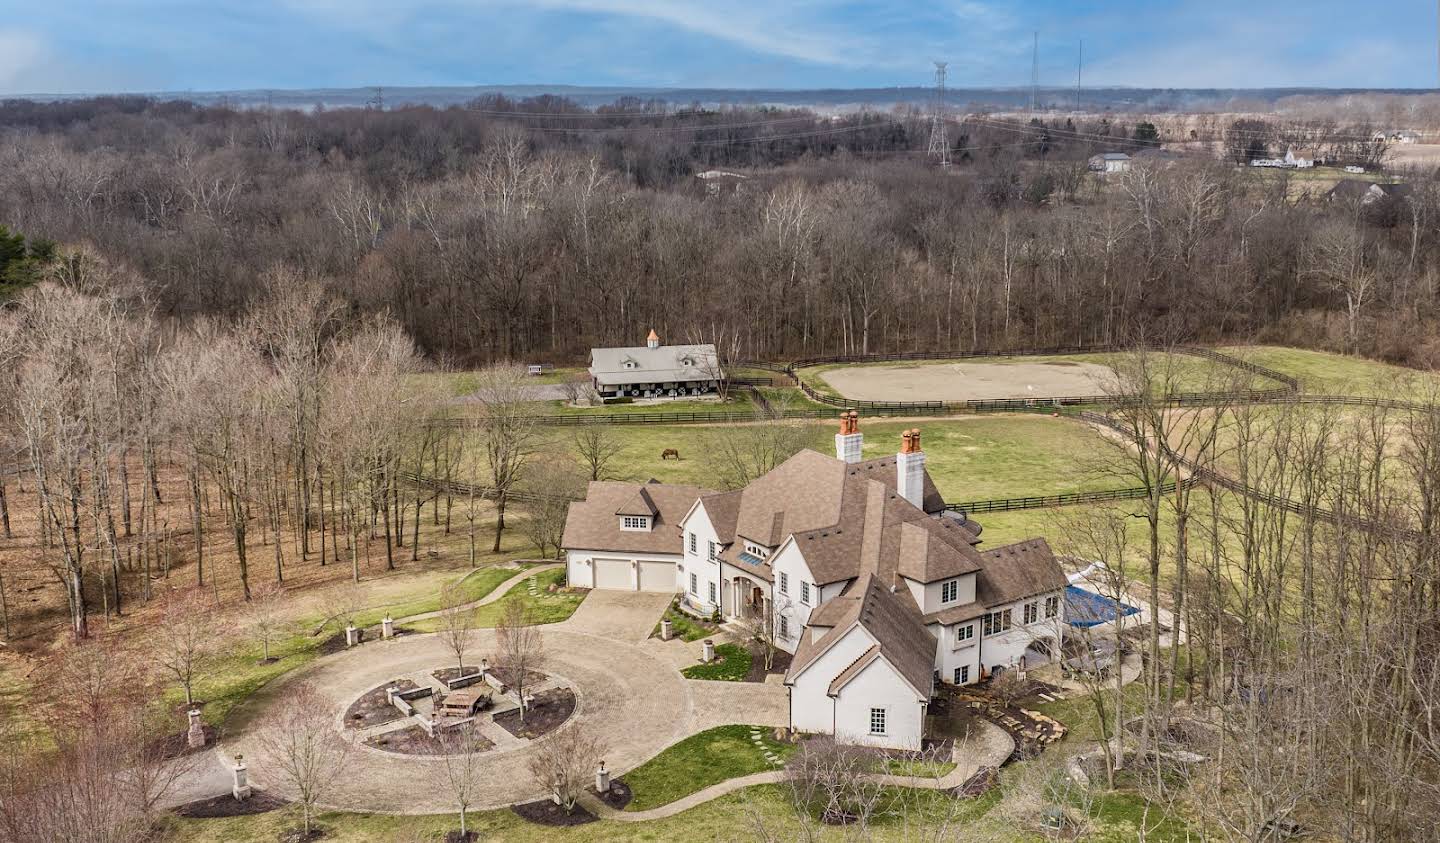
[
  {"xmin": 593, "ymin": 558, "xmax": 633, "ymax": 590},
  {"xmin": 637, "ymin": 560, "xmax": 675, "ymax": 592}
]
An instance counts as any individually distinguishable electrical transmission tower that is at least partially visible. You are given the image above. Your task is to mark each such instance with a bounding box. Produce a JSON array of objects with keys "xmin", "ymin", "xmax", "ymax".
[
  {"xmin": 927, "ymin": 61, "xmax": 950, "ymax": 167},
  {"xmin": 1030, "ymin": 31, "xmax": 1039, "ymax": 112}
]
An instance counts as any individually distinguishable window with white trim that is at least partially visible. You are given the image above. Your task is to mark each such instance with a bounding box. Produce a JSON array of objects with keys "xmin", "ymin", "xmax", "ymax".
[
  {"xmin": 779, "ymin": 572, "xmax": 789, "ymax": 595},
  {"xmin": 800, "ymin": 581, "xmax": 811, "ymax": 606},
  {"xmin": 953, "ymin": 623, "xmax": 974, "ymax": 644},
  {"xmin": 708, "ymin": 581, "xmax": 717, "ymax": 604},
  {"xmin": 953, "ymin": 665, "xmax": 970, "ymax": 684},
  {"xmin": 689, "ymin": 573, "xmax": 698, "ymax": 595},
  {"xmin": 869, "ymin": 708, "xmax": 886, "ymax": 735},
  {"xmin": 779, "ymin": 615, "xmax": 789, "ymax": 639},
  {"xmin": 941, "ymin": 579, "xmax": 958, "ymax": 604},
  {"xmin": 982, "ymin": 609, "xmax": 1012, "ymax": 636},
  {"xmin": 707, "ymin": 540, "xmax": 717, "ymax": 561},
  {"xmin": 1023, "ymin": 601, "xmax": 1038, "ymax": 625},
  {"xmin": 1045, "ymin": 595, "xmax": 1060, "ymax": 619},
  {"xmin": 620, "ymin": 515, "xmax": 650, "ymax": 531},
  {"xmin": 688, "ymin": 532, "xmax": 697, "ymax": 554}
]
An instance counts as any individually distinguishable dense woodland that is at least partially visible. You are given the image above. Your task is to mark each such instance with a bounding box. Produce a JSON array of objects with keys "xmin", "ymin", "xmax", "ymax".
[
  {"xmin": 4, "ymin": 96, "xmax": 1440, "ymax": 841},
  {"xmin": 0, "ymin": 96, "xmax": 1435, "ymax": 366}
]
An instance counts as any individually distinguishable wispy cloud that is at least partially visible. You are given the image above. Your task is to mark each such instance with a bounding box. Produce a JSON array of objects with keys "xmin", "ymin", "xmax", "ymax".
[{"xmin": 2, "ymin": 0, "xmax": 1435, "ymax": 95}]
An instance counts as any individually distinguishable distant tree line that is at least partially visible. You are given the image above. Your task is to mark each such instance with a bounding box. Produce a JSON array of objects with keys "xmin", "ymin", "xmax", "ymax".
[{"xmin": 0, "ymin": 96, "xmax": 1437, "ymax": 366}]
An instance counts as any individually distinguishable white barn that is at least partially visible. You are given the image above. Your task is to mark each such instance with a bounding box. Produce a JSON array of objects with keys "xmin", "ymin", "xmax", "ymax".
[
  {"xmin": 561, "ymin": 414, "xmax": 1068, "ymax": 750},
  {"xmin": 588, "ymin": 330, "xmax": 722, "ymax": 400}
]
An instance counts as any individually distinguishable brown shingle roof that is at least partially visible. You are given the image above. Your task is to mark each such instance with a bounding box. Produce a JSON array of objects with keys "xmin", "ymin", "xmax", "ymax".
[
  {"xmin": 699, "ymin": 490, "xmax": 743, "ymax": 543},
  {"xmin": 794, "ymin": 472, "xmax": 982, "ymax": 587},
  {"xmin": 614, "ymin": 487, "xmax": 659, "ymax": 517},
  {"xmin": 561, "ymin": 480, "xmax": 713, "ymax": 554},
  {"xmin": 975, "ymin": 538, "xmax": 1067, "ymax": 606},
  {"xmin": 786, "ymin": 574, "xmax": 935, "ymax": 699}
]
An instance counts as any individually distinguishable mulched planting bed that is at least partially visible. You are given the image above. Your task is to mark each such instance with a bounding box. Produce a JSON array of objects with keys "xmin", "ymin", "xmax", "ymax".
[
  {"xmin": 494, "ymin": 687, "xmax": 575, "ymax": 739},
  {"xmin": 173, "ymin": 788, "xmax": 289, "ymax": 818},
  {"xmin": 345, "ymin": 679, "xmax": 420, "ymax": 729},
  {"xmin": 364, "ymin": 723, "xmax": 495, "ymax": 756},
  {"xmin": 743, "ymin": 647, "xmax": 791, "ymax": 683},
  {"xmin": 510, "ymin": 798, "xmax": 596, "ymax": 827},
  {"xmin": 432, "ymin": 666, "xmax": 484, "ymax": 685},
  {"xmin": 488, "ymin": 666, "xmax": 548, "ymax": 688},
  {"xmin": 592, "ymin": 779, "xmax": 633, "ymax": 810}
]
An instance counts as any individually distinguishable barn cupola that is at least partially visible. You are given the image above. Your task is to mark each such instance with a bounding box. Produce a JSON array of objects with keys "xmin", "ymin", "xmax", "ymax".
[
  {"xmin": 646, "ymin": 329, "xmax": 661, "ymax": 350},
  {"xmin": 835, "ymin": 409, "xmax": 863, "ymax": 464},
  {"xmin": 897, "ymin": 429, "xmax": 926, "ymax": 510}
]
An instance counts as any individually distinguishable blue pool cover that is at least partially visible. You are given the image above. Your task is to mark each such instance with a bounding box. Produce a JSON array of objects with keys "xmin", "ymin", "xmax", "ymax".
[{"xmin": 1065, "ymin": 585, "xmax": 1141, "ymax": 628}]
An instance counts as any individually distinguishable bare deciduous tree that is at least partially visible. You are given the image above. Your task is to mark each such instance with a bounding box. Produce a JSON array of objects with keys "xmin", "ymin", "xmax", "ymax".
[
  {"xmin": 437, "ymin": 581, "xmax": 478, "ymax": 675},
  {"xmin": 495, "ymin": 597, "xmax": 544, "ymax": 724},
  {"xmin": 526, "ymin": 724, "xmax": 605, "ymax": 813},
  {"xmin": 254, "ymin": 681, "xmax": 352, "ymax": 838}
]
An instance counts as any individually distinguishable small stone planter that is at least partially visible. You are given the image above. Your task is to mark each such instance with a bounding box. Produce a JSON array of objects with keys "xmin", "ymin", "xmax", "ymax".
[{"xmin": 660, "ymin": 619, "xmax": 673, "ymax": 641}]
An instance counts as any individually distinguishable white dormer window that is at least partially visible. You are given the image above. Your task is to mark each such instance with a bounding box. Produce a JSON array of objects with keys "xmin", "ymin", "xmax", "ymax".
[
  {"xmin": 941, "ymin": 580, "xmax": 958, "ymax": 604},
  {"xmin": 620, "ymin": 516, "xmax": 650, "ymax": 531},
  {"xmin": 624, "ymin": 360, "xmax": 636, "ymax": 369}
]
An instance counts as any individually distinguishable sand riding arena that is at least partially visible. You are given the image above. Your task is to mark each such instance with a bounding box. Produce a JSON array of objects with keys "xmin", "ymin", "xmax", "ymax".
[{"xmin": 816, "ymin": 358, "xmax": 1120, "ymax": 403}]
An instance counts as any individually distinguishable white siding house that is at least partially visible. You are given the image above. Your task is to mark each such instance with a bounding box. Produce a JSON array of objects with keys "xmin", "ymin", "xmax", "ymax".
[{"xmin": 561, "ymin": 415, "xmax": 1068, "ymax": 751}]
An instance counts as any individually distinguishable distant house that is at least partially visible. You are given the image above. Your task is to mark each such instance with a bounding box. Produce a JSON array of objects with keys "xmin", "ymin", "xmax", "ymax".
[
  {"xmin": 588, "ymin": 330, "xmax": 722, "ymax": 400},
  {"xmin": 1087, "ymin": 152, "xmax": 1132, "ymax": 173},
  {"xmin": 695, "ymin": 170, "xmax": 748, "ymax": 197},
  {"xmin": 1374, "ymin": 130, "xmax": 1422, "ymax": 145},
  {"xmin": 1325, "ymin": 179, "xmax": 1412, "ymax": 207},
  {"xmin": 1285, "ymin": 148, "xmax": 1316, "ymax": 169}
]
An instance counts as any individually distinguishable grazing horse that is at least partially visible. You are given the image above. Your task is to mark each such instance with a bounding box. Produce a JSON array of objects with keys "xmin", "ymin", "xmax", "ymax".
[{"xmin": 660, "ymin": 448, "xmax": 681, "ymax": 461}]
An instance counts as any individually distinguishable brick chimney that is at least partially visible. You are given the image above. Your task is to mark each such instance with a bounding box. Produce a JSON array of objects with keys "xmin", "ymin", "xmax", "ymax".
[
  {"xmin": 834, "ymin": 410, "xmax": 863, "ymax": 464},
  {"xmin": 897, "ymin": 429, "xmax": 925, "ymax": 510},
  {"xmin": 646, "ymin": 329, "xmax": 661, "ymax": 350}
]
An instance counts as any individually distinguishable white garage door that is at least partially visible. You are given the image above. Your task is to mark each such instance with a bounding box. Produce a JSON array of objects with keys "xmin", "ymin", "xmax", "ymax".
[
  {"xmin": 637, "ymin": 560, "xmax": 674, "ymax": 592},
  {"xmin": 592, "ymin": 558, "xmax": 632, "ymax": 590}
]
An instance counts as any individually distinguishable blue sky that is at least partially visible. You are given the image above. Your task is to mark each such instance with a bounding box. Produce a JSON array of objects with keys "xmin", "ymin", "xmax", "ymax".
[{"xmin": 1, "ymin": 0, "xmax": 1435, "ymax": 95}]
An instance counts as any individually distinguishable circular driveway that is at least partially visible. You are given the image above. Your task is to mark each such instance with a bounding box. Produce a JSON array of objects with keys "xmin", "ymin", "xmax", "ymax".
[{"xmin": 217, "ymin": 591, "xmax": 788, "ymax": 813}]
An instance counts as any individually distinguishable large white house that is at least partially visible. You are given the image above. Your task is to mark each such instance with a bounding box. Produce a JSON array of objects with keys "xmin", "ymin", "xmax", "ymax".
[
  {"xmin": 561, "ymin": 413, "xmax": 1068, "ymax": 750},
  {"xmin": 588, "ymin": 330, "xmax": 722, "ymax": 400}
]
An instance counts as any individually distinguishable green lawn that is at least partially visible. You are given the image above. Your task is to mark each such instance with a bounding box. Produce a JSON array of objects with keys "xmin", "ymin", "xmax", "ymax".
[
  {"xmin": 169, "ymin": 556, "xmax": 539, "ymax": 727},
  {"xmin": 654, "ymin": 601, "xmax": 719, "ymax": 642},
  {"xmin": 858, "ymin": 417, "xmax": 1131, "ymax": 502},
  {"xmin": 406, "ymin": 568, "xmax": 584, "ymax": 632},
  {"xmin": 495, "ymin": 415, "xmax": 1129, "ymax": 501},
  {"xmin": 1218, "ymin": 345, "xmax": 1438, "ymax": 398},
  {"xmin": 681, "ymin": 643, "xmax": 751, "ymax": 681},
  {"xmin": 622, "ymin": 724, "xmax": 796, "ymax": 811}
]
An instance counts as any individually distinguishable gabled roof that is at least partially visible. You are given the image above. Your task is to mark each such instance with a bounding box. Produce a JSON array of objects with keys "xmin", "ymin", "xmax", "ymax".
[
  {"xmin": 562, "ymin": 480, "xmax": 713, "ymax": 554},
  {"xmin": 589, "ymin": 342, "xmax": 721, "ymax": 386},
  {"xmin": 975, "ymin": 538, "xmax": 1068, "ymax": 606},
  {"xmin": 697, "ymin": 490, "xmax": 743, "ymax": 543},
  {"xmin": 786, "ymin": 574, "xmax": 935, "ymax": 700},
  {"xmin": 615, "ymin": 487, "xmax": 658, "ymax": 517}
]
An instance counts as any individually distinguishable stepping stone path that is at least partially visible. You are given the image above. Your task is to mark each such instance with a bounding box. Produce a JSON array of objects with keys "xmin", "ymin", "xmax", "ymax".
[
  {"xmin": 750, "ymin": 726, "xmax": 784, "ymax": 767},
  {"xmin": 527, "ymin": 576, "xmax": 539, "ymax": 597}
]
